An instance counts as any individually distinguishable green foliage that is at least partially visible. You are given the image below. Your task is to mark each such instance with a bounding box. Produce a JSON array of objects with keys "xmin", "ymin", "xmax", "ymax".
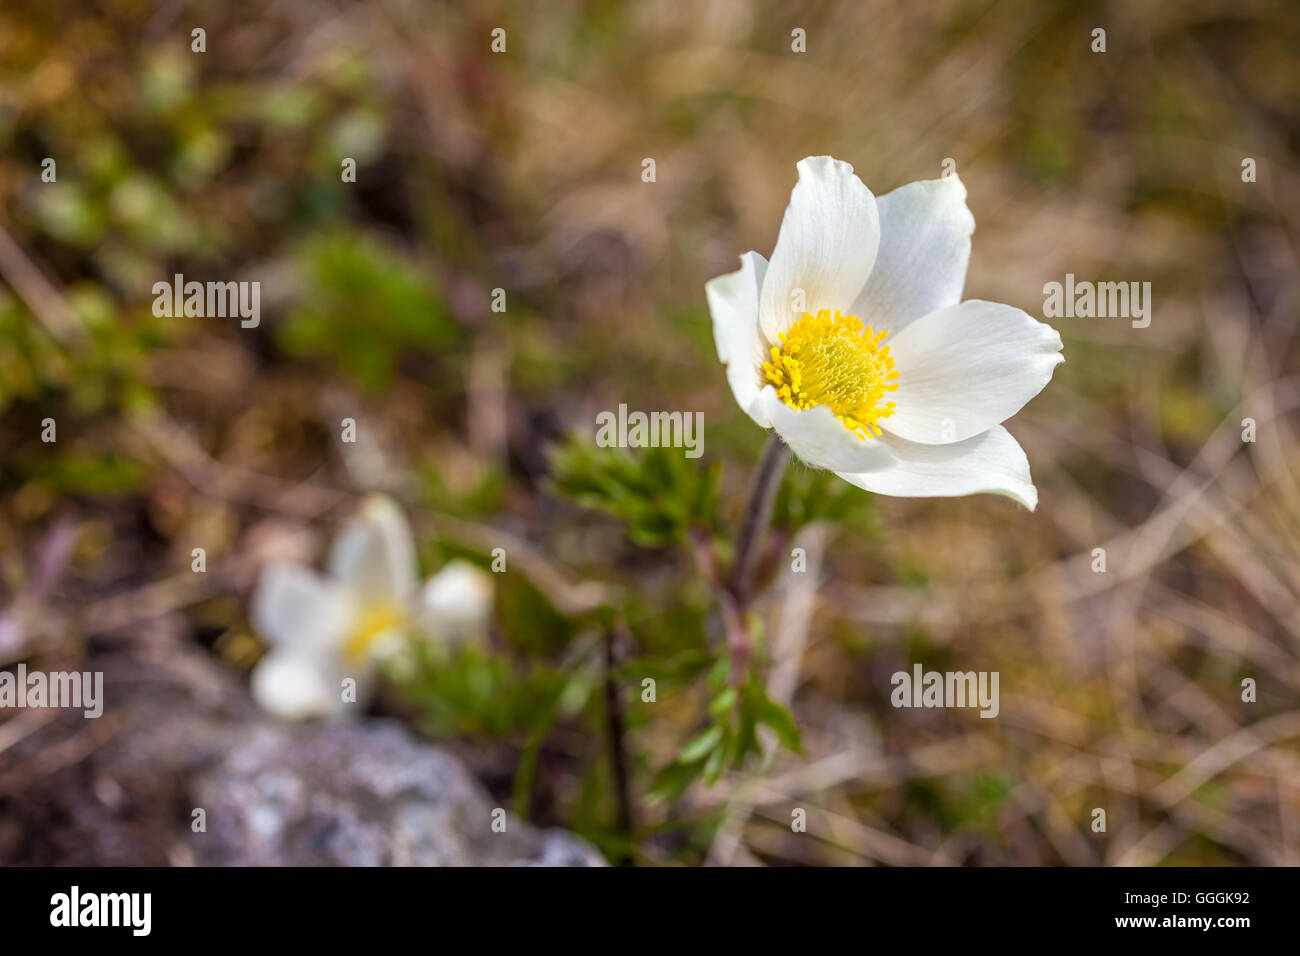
[
  {"xmin": 617, "ymin": 647, "xmax": 712, "ymax": 687},
  {"xmin": 417, "ymin": 459, "xmax": 507, "ymax": 519},
  {"xmin": 550, "ymin": 434, "xmax": 813, "ymax": 808},
  {"xmin": 391, "ymin": 642, "xmax": 592, "ymax": 740},
  {"xmin": 963, "ymin": 772, "xmax": 1014, "ymax": 834},
  {"xmin": 648, "ymin": 655, "xmax": 802, "ymax": 804},
  {"xmin": 494, "ymin": 568, "xmax": 579, "ymax": 656},
  {"xmin": 0, "ymin": 295, "xmax": 162, "ymax": 417},
  {"xmin": 622, "ymin": 600, "xmax": 711, "ymax": 659},
  {"xmin": 903, "ymin": 772, "xmax": 1015, "ymax": 837},
  {"xmin": 548, "ymin": 436, "xmax": 722, "ymax": 547},
  {"xmin": 278, "ymin": 231, "xmax": 458, "ymax": 392},
  {"xmin": 19, "ymin": 453, "xmax": 146, "ymax": 496}
]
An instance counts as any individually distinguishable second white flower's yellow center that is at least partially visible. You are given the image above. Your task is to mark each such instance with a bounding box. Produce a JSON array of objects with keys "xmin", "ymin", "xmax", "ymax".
[
  {"xmin": 762, "ymin": 309, "xmax": 900, "ymax": 438},
  {"xmin": 344, "ymin": 603, "xmax": 406, "ymax": 662}
]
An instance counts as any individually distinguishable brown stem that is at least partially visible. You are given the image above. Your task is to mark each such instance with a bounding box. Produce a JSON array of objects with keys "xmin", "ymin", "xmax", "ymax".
[
  {"xmin": 603, "ymin": 623, "xmax": 635, "ymax": 864},
  {"xmin": 724, "ymin": 434, "xmax": 791, "ymax": 682},
  {"xmin": 729, "ymin": 434, "xmax": 791, "ymax": 602}
]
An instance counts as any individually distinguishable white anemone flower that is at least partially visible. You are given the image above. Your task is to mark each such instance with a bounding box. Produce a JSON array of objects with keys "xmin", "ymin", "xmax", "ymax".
[
  {"xmin": 249, "ymin": 494, "xmax": 493, "ymax": 720},
  {"xmin": 707, "ymin": 156, "xmax": 1063, "ymax": 510}
]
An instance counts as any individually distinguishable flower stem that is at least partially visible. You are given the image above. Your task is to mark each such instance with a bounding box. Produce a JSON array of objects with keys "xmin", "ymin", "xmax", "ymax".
[
  {"xmin": 729, "ymin": 434, "xmax": 791, "ymax": 602},
  {"xmin": 724, "ymin": 434, "xmax": 790, "ymax": 682}
]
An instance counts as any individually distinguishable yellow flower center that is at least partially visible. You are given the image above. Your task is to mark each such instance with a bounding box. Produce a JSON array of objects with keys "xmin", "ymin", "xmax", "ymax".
[
  {"xmin": 343, "ymin": 604, "xmax": 406, "ymax": 662},
  {"xmin": 762, "ymin": 308, "xmax": 900, "ymax": 438}
]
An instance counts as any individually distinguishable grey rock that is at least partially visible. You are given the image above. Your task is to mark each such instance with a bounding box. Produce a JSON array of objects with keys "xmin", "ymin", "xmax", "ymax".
[
  {"xmin": 193, "ymin": 720, "xmax": 603, "ymax": 866},
  {"xmin": 0, "ymin": 650, "xmax": 603, "ymax": 867}
]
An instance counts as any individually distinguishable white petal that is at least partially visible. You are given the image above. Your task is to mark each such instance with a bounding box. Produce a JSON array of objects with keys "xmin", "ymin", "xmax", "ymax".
[
  {"xmin": 884, "ymin": 300, "xmax": 1063, "ymax": 444},
  {"xmin": 327, "ymin": 494, "xmax": 419, "ymax": 602},
  {"xmin": 706, "ymin": 251, "xmax": 771, "ymax": 427},
  {"xmin": 418, "ymin": 560, "xmax": 493, "ymax": 641},
  {"xmin": 835, "ymin": 425, "xmax": 1039, "ymax": 510},
  {"xmin": 851, "ymin": 175, "xmax": 974, "ymax": 336},
  {"xmin": 758, "ymin": 156, "xmax": 880, "ymax": 343},
  {"xmin": 760, "ymin": 387, "xmax": 895, "ymax": 473},
  {"xmin": 250, "ymin": 562, "xmax": 356, "ymax": 653},
  {"xmin": 250, "ymin": 650, "xmax": 347, "ymax": 721}
]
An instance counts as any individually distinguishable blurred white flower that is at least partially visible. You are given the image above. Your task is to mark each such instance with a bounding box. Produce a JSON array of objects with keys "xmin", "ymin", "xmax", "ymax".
[
  {"xmin": 249, "ymin": 494, "xmax": 492, "ymax": 720},
  {"xmin": 707, "ymin": 156, "xmax": 1063, "ymax": 510},
  {"xmin": 416, "ymin": 559, "xmax": 494, "ymax": 640}
]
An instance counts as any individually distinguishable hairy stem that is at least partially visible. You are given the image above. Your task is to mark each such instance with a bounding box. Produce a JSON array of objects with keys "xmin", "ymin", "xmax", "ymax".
[
  {"xmin": 725, "ymin": 434, "xmax": 791, "ymax": 681},
  {"xmin": 730, "ymin": 434, "xmax": 791, "ymax": 601}
]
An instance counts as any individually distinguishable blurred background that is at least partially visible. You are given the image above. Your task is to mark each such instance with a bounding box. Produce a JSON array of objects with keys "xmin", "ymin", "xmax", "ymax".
[{"xmin": 0, "ymin": 0, "xmax": 1298, "ymax": 866}]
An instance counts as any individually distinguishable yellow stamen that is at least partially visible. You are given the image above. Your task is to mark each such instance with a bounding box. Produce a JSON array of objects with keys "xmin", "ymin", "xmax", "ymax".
[
  {"xmin": 344, "ymin": 604, "xmax": 405, "ymax": 662},
  {"xmin": 762, "ymin": 308, "xmax": 900, "ymax": 438}
]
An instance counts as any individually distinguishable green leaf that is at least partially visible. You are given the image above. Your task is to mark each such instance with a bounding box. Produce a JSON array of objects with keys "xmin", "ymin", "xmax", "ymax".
[
  {"xmin": 548, "ymin": 435, "xmax": 722, "ymax": 547},
  {"xmin": 703, "ymin": 742, "xmax": 728, "ymax": 784},
  {"xmin": 709, "ymin": 686, "xmax": 737, "ymax": 717},
  {"xmin": 755, "ymin": 691, "xmax": 803, "ymax": 755},
  {"xmin": 647, "ymin": 759, "xmax": 704, "ymax": 805},
  {"xmin": 679, "ymin": 723, "xmax": 724, "ymax": 763}
]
